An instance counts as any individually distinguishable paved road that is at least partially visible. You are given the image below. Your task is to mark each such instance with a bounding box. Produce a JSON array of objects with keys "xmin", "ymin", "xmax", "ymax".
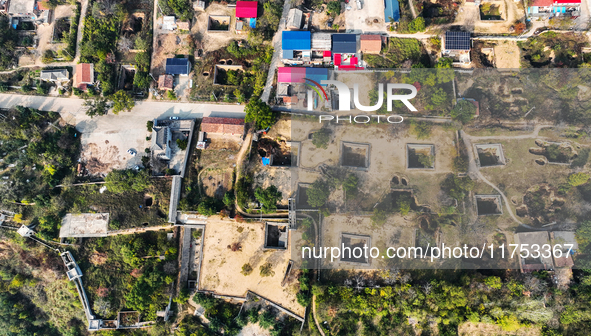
[{"xmin": 0, "ymin": 93, "xmax": 245, "ymax": 127}]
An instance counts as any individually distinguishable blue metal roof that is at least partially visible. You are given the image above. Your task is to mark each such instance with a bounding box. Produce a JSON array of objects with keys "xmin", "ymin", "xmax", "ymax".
[
  {"xmin": 305, "ymin": 68, "xmax": 328, "ymax": 86},
  {"xmin": 384, "ymin": 0, "xmax": 400, "ymax": 23},
  {"xmin": 283, "ymin": 49, "xmax": 294, "ymax": 59},
  {"xmin": 166, "ymin": 58, "xmax": 191, "ymax": 75},
  {"xmin": 332, "ymin": 34, "xmax": 357, "ymax": 54},
  {"xmin": 282, "ymin": 31, "xmax": 311, "ymax": 50}
]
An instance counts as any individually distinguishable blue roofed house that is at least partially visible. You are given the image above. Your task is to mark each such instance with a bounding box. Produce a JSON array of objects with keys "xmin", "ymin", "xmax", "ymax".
[
  {"xmin": 166, "ymin": 58, "xmax": 191, "ymax": 76},
  {"xmin": 442, "ymin": 31, "xmax": 471, "ymax": 66},
  {"xmin": 282, "ymin": 31, "xmax": 311, "ymax": 64},
  {"xmin": 384, "ymin": 0, "xmax": 400, "ymax": 25}
]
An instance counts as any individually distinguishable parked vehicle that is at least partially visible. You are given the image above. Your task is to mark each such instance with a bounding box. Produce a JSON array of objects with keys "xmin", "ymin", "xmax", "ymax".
[
  {"xmin": 127, "ymin": 149, "xmax": 137, "ymax": 156},
  {"xmin": 170, "ymin": 116, "xmax": 179, "ymax": 120}
]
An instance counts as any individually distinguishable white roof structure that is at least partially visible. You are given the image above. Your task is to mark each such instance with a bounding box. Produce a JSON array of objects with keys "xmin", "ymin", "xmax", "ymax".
[
  {"xmin": 162, "ymin": 16, "xmax": 177, "ymax": 30},
  {"xmin": 17, "ymin": 225, "xmax": 34, "ymax": 237},
  {"xmin": 40, "ymin": 69, "xmax": 69, "ymax": 82},
  {"xmin": 59, "ymin": 213, "xmax": 109, "ymax": 238},
  {"xmin": 311, "ymin": 33, "xmax": 332, "ymax": 50}
]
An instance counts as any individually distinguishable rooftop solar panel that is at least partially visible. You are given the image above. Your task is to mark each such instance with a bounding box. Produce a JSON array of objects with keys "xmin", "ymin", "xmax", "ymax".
[{"xmin": 444, "ymin": 31, "xmax": 471, "ymax": 51}]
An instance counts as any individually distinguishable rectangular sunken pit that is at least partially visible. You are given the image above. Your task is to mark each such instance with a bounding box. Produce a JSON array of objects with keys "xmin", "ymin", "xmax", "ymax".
[
  {"xmin": 407, "ymin": 144, "xmax": 435, "ymax": 169},
  {"xmin": 340, "ymin": 233, "xmax": 372, "ymax": 265},
  {"xmin": 475, "ymin": 143, "xmax": 506, "ymax": 167},
  {"xmin": 475, "ymin": 195, "xmax": 503, "ymax": 216},
  {"xmin": 207, "ymin": 15, "xmax": 231, "ymax": 31},
  {"xmin": 341, "ymin": 142, "xmax": 370, "ymax": 169},
  {"xmin": 264, "ymin": 223, "xmax": 288, "ymax": 249}
]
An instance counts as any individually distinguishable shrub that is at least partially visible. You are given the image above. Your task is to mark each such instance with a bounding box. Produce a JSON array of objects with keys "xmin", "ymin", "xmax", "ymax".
[
  {"xmin": 306, "ymin": 179, "xmax": 330, "ymax": 208},
  {"xmin": 451, "ymin": 100, "xmax": 476, "ymax": 124},
  {"xmin": 241, "ymin": 263, "xmax": 253, "ymax": 275},
  {"xmin": 568, "ymin": 172, "xmax": 590, "ymax": 187},
  {"xmin": 146, "ymin": 120, "xmax": 154, "ymax": 132},
  {"xmin": 176, "ymin": 138, "xmax": 188, "ymax": 150},
  {"xmin": 312, "ymin": 128, "xmax": 331, "ymax": 149},
  {"xmin": 259, "ymin": 262, "xmax": 275, "ymax": 277}
]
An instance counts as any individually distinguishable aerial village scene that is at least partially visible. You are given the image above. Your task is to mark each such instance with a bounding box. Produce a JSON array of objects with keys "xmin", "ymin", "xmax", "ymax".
[{"xmin": 0, "ymin": 0, "xmax": 591, "ymax": 335}]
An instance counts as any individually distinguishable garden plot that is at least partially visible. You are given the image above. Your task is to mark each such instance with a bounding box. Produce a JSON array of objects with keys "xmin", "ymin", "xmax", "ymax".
[
  {"xmin": 493, "ymin": 41, "xmax": 520, "ymax": 69},
  {"xmin": 198, "ymin": 134, "xmax": 241, "ymax": 199},
  {"xmin": 479, "ymin": 1, "xmax": 505, "ymax": 21},
  {"xmin": 199, "ymin": 218, "xmax": 305, "ymax": 317},
  {"xmin": 475, "ymin": 143, "xmax": 506, "ymax": 167}
]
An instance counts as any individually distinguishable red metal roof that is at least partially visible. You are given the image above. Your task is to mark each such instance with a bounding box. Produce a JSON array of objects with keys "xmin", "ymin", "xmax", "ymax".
[
  {"xmin": 75, "ymin": 63, "xmax": 94, "ymax": 88},
  {"xmin": 277, "ymin": 67, "xmax": 306, "ymax": 83},
  {"xmin": 323, "ymin": 51, "xmax": 331, "ymax": 57},
  {"xmin": 350, "ymin": 57, "xmax": 358, "ymax": 65},
  {"xmin": 554, "ymin": 0, "xmax": 580, "ymax": 3},
  {"xmin": 334, "ymin": 54, "xmax": 341, "ymax": 66},
  {"xmin": 530, "ymin": 0, "xmax": 553, "ymax": 6},
  {"xmin": 236, "ymin": 1, "xmax": 258, "ymax": 18},
  {"xmin": 201, "ymin": 117, "xmax": 245, "ymax": 134}
]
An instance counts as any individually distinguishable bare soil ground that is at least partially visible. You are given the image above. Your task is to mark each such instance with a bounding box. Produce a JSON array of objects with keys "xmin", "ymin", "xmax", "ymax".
[
  {"xmin": 493, "ymin": 41, "xmax": 521, "ymax": 69},
  {"xmin": 292, "ymin": 120, "xmax": 456, "ymax": 210},
  {"xmin": 344, "ymin": 0, "xmax": 386, "ymax": 33},
  {"xmin": 35, "ymin": 5, "xmax": 76, "ymax": 65},
  {"xmin": 79, "ymin": 119, "xmax": 149, "ymax": 176},
  {"xmin": 151, "ymin": 31, "xmax": 192, "ymax": 77},
  {"xmin": 193, "ymin": 4, "xmax": 241, "ymax": 53},
  {"xmin": 310, "ymin": 6, "xmax": 346, "ymax": 31},
  {"xmin": 199, "ymin": 218, "xmax": 305, "ymax": 317},
  {"xmin": 455, "ymin": 0, "xmax": 524, "ymax": 33}
]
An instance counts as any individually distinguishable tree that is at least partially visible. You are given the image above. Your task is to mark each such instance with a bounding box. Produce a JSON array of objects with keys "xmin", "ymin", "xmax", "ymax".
[
  {"xmin": 111, "ymin": 90, "xmax": 135, "ymax": 114},
  {"xmin": 234, "ymin": 89, "xmax": 245, "ymax": 103},
  {"xmin": 410, "ymin": 121, "xmax": 432, "ymax": 139},
  {"xmin": 568, "ymin": 172, "xmax": 590, "ymax": 187},
  {"xmin": 146, "ymin": 120, "xmax": 154, "ymax": 132},
  {"xmin": 84, "ymin": 97, "xmax": 108, "ymax": 118},
  {"xmin": 176, "ymin": 138, "xmax": 188, "ymax": 150},
  {"xmin": 254, "ymin": 185, "xmax": 282, "ymax": 213},
  {"xmin": 371, "ymin": 208, "xmax": 387, "ymax": 226},
  {"xmin": 327, "ymin": 1, "xmax": 341, "ymax": 16},
  {"xmin": 441, "ymin": 174, "xmax": 474, "ymax": 200},
  {"xmin": 223, "ymin": 191, "xmax": 235, "ymax": 208},
  {"xmin": 576, "ymin": 221, "xmax": 591, "ymax": 250},
  {"xmin": 408, "ymin": 17, "xmax": 426, "ymax": 33},
  {"xmin": 306, "ymin": 179, "xmax": 330, "ymax": 208},
  {"xmin": 259, "ymin": 262, "xmax": 275, "ymax": 277},
  {"xmin": 430, "ymin": 88, "xmax": 448, "ymax": 106},
  {"xmin": 197, "ymin": 197, "xmax": 218, "ymax": 216},
  {"xmin": 312, "ymin": 128, "xmax": 331, "ymax": 149},
  {"xmin": 450, "ymin": 99, "xmax": 476, "ymax": 124},
  {"xmin": 105, "ymin": 169, "xmax": 151, "ymax": 193},
  {"xmin": 245, "ymin": 99, "xmax": 276, "ymax": 129},
  {"xmin": 241, "ymin": 263, "xmax": 253, "ymax": 275}
]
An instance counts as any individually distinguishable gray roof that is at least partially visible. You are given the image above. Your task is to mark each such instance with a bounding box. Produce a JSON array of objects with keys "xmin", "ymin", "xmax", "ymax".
[
  {"xmin": 40, "ymin": 69, "xmax": 69, "ymax": 81},
  {"xmin": 8, "ymin": 0, "xmax": 35, "ymax": 14},
  {"xmin": 286, "ymin": 8, "xmax": 303, "ymax": 29}
]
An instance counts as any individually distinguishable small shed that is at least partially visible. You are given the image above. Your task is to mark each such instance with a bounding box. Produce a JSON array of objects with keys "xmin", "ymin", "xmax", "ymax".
[
  {"xmin": 236, "ymin": 1, "xmax": 258, "ymax": 18},
  {"xmin": 162, "ymin": 16, "xmax": 177, "ymax": 30},
  {"xmin": 332, "ymin": 34, "xmax": 357, "ymax": 54},
  {"xmin": 384, "ymin": 0, "xmax": 400, "ymax": 23},
  {"xmin": 286, "ymin": 8, "xmax": 303, "ymax": 30},
  {"xmin": 158, "ymin": 74, "xmax": 174, "ymax": 90},
  {"xmin": 360, "ymin": 35, "xmax": 382, "ymax": 54}
]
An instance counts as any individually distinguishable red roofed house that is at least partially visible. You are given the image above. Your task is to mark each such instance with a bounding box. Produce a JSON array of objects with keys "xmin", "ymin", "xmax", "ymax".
[
  {"xmin": 236, "ymin": 1, "xmax": 258, "ymax": 18},
  {"xmin": 360, "ymin": 35, "xmax": 382, "ymax": 54},
  {"xmin": 75, "ymin": 63, "xmax": 94, "ymax": 90},
  {"xmin": 527, "ymin": 0, "xmax": 580, "ymax": 18},
  {"xmin": 201, "ymin": 117, "xmax": 245, "ymax": 135}
]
